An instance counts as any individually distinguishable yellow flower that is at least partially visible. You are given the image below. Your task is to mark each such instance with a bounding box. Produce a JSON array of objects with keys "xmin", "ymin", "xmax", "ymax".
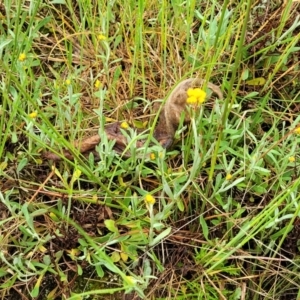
[
  {"xmin": 186, "ymin": 88, "xmax": 206, "ymax": 105},
  {"xmin": 186, "ymin": 96, "xmax": 197, "ymax": 104},
  {"xmin": 65, "ymin": 79, "xmax": 71, "ymax": 85},
  {"xmin": 28, "ymin": 111, "xmax": 37, "ymax": 118},
  {"xmin": 120, "ymin": 121, "xmax": 129, "ymax": 129},
  {"xmin": 98, "ymin": 34, "xmax": 107, "ymax": 41},
  {"xmin": 225, "ymin": 173, "xmax": 233, "ymax": 181},
  {"xmin": 150, "ymin": 153, "xmax": 156, "ymax": 160},
  {"xmin": 18, "ymin": 53, "xmax": 26, "ymax": 62},
  {"xmin": 66, "ymin": 248, "xmax": 81, "ymax": 260},
  {"xmin": 294, "ymin": 127, "xmax": 300, "ymax": 135},
  {"xmin": 288, "ymin": 156, "xmax": 295, "ymax": 162},
  {"xmin": 145, "ymin": 194, "xmax": 155, "ymax": 205},
  {"xmin": 94, "ymin": 79, "xmax": 101, "ymax": 88}
]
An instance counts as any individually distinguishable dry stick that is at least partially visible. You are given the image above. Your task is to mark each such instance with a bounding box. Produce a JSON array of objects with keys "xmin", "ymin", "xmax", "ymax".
[{"xmin": 27, "ymin": 167, "xmax": 55, "ymax": 203}]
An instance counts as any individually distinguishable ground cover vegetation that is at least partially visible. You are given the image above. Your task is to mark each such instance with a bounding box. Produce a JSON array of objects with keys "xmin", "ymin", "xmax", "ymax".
[{"xmin": 0, "ymin": 0, "xmax": 300, "ymax": 299}]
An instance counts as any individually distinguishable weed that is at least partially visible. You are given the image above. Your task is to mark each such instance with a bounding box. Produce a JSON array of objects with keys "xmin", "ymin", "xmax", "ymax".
[{"xmin": 0, "ymin": 0, "xmax": 300, "ymax": 299}]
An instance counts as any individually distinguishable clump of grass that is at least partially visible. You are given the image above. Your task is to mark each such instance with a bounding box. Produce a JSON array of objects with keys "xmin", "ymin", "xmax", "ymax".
[{"xmin": 0, "ymin": 0, "xmax": 300, "ymax": 299}]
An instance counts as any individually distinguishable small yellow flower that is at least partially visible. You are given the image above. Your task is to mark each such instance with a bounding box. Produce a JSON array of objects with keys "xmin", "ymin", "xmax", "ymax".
[
  {"xmin": 225, "ymin": 173, "xmax": 233, "ymax": 181},
  {"xmin": 145, "ymin": 194, "xmax": 155, "ymax": 205},
  {"xmin": 66, "ymin": 248, "xmax": 81, "ymax": 260},
  {"xmin": 28, "ymin": 111, "xmax": 37, "ymax": 118},
  {"xmin": 294, "ymin": 127, "xmax": 300, "ymax": 135},
  {"xmin": 120, "ymin": 121, "xmax": 129, "ymax": 129},
  {"xmin": 187, "ymin": 88, "xmax": 204, "ymax": 98},
  {"xmin": 94, "ymin": 79, "xmax": 101, "ymax": 88},
  {"xmin": 150, "ymin": 153, "xmax": 156, "ymax": 160},
  {"xmin": 65, "ymin": 79, "xmax": 71, "ymax": 85},
  {"xmin": 288, "ymin": 156, "xmax": 295, "ymax": 162},
  {"xmin": 186, "ymin": 88, "xmax": 206, "ymax": 105},
  {"xmin": 186, "ymin": 96, "xmax": 197, "ymax": 104},
  {"xmin": 98, "ymin": 34, "xmax": 107, "ymax": 41},
  {"xmin": 18, "ymin": 53, "xmax": 26, "ymax": 62},
  {"xmin": 187, "ymin": 88, "xmax": 195, "ymax": 97}
]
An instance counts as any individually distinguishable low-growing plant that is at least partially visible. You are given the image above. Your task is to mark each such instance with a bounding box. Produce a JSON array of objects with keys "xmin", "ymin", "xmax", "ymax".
[{"xmin": 0, "ymin": 0, "xmax": 300, "ymax": 299}]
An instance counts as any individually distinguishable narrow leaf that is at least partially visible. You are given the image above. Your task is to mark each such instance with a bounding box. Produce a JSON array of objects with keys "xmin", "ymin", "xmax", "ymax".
[{"xmin": 149, "ymin": 227, "xmax": 171, "ymax": 247}]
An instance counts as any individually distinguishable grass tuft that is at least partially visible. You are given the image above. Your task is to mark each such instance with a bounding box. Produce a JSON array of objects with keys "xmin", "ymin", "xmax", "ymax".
[{"xmin": 1, "ymin": 0, "xmax": 300, "ymax": 299}]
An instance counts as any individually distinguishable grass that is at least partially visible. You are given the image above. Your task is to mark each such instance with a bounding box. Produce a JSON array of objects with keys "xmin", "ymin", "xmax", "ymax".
[{"xmin": 1, "ymin": 0, "xmax": 300, "ymax": 299}]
